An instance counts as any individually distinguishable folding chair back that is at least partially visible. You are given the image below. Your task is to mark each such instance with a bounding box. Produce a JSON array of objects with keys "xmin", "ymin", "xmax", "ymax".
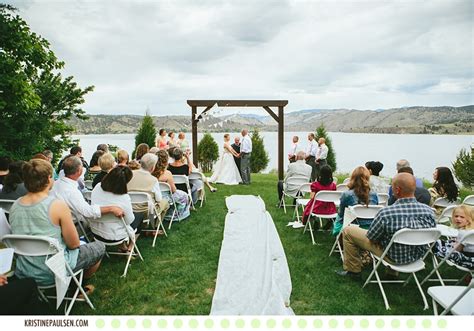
[
  {"xmin": 428, "ymin": 280, "xmax": 474, "ymax": 315},
  {"xmin": 0, "ymin": 208, "xmax": 11, "ymax": 239},
  {"xmin": 314, "ymin": 190, "xmax": 342, "ymax": 203},
  {"xmin": 128, "ymin": 191, "xmax": 150, "ymax": 204},
  {"xmin": 462, "ymin": 195, "xmax": 474, "ymax": 206},
  {"xmin": 189, "ymin": 172, "xmax": 205, "ymax": 207},
  {"xmin": 159, "ymin": 182, "xmax": 179, "ymax": 229},
  {"xmin": 351, "ymin": 205, "xmax": 383, "ymax": 219},
  {"xmin": 0, "ymin": 199, "xmax": 15, "ymax": 214},
  {"xmin": 437, "ymin": 205, "xmax": 456, "ymax": 224},
  {"xmin": 433, "ymin": 197, "xmax": 460, "ymax": 209},
  {"xmin": 284, "ymin": 176, "xmax": 310, "ymax": 198},
  {"xmin": 173, "ymin": 175, "xmax": 194, "ymax": 209},
  {"xmin": 336, "ymin": 184, "xmax": 349, "ymax": 192},
  {"xmin": 298, "ymin": 183, "xmax": 312, "ymax": 195},
  {"xmin": 377, "ymin": 193, "xmax": 389, "ymax": 206},
  {"xmin": 391, "ymin": 227, "xmax": 441, "ymax": 246}
]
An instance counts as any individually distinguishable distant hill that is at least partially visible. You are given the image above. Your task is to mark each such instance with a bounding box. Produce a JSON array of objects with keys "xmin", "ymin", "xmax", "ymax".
[{"xmin": 68, "ymin": 105, "xmax": 474, "ymax": 135}]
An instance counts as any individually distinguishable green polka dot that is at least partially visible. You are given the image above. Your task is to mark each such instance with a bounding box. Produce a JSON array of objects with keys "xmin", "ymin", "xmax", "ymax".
[
  {"xmin": 313, "ymin": 319, "xmax": 323, "ymax": 328},
  {"xmin": 266, "ymin": 319, "xmax": 276, "ymax": 329},
  {"xmin": 157, "ymin": 319, "xmax": 167, "ymax": 329},
  {"xmin": 344, "ymin": 319, "xmax": 354, "ymax": 328},
  {"xmin": 360, "ymin": 319, "xmax": 369, "ymax": 329},
  {"xmin": 189, "ymin": 319, "xmax": 199, "ymax": 329},
  {"xmin": 251, "ymin": 319, "xmax": 260, "ymax": 328},
  {"xmin": 204, "ymin": 319, "xmax": 214, "ymax": 329},
  {"xmin": 422, "ymin": 319, "xmax": 431, "ymax": 328},
  {"xmin": 407, "ymin": 319, "xmax": 416, "ymax": 329},
  {"xmin": 298, "ymin": 319, "xmax": 307, "ymax": 328},
  {"xmin": 391, "ymin": 319, "xmax": 400, "ymax": 328},
  {"xmin": 375, "ymin": 319, "xmax": 384, "ymax": 329},
  {"xmin": 329, "ymin": 319, "xmax": 338, "ymax": 329},
  {"xmin": 235, "ymin": 319, "xmax": 245, "ymax": 328},
  {"xmin": 111, "ymin": 319, "xmax": 120, "ymax": 329},
  {"xmin": 142, "ymin": 319, "xmax": 151, "ymax": 328},
  {"xmin": 282, "ymin": 319, "xmax": 292, "ymax": 329},
  {"xmin": 173, "ymin": 319, "xmax": 183, "ymax": 329},
  {"xmin": 438, "ymin": 319, "xmax": 447, "ymax": 329},
  {"xmin": 95, "ymin": 319, "xmax": 105, "ymax": 329},
  {"xmin": 221, "ymin": 319, "xmax": 230, "ymax": 328},
  {"xmin": 127, "ymin": 319, "xmax": 136, "ymax": 328}
]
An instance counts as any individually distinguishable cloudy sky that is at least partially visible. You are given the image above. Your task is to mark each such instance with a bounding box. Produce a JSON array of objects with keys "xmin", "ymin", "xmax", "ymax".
[{"xmin": 7, "ymin": 0, "xmax": 473, "ymax": 116}]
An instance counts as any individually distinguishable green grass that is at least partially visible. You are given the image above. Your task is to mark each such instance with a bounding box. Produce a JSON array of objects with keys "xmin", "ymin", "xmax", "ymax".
[{"xmin": 73, "ymin": 174, "xmax": 467, "ymax": 315}]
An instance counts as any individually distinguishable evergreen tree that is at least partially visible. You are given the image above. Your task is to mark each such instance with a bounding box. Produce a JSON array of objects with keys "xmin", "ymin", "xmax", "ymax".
[
  {"xmin": 452, "ymin": 146, "xmax": 474, "ymax": 189},
  {"xmin": 198, "ymin": 133, "xmax": 219, "ymax": 173},
  {"xmin": 133, "ymin": 112, "xmax": 156, "ymax": 158},
  {"xmin": 250, "ymin": 129, "xmax": 269, "ymax": 173},
  {"xmin": 316, "ymin": 124, "xmax": 337, "ymax": 171}
]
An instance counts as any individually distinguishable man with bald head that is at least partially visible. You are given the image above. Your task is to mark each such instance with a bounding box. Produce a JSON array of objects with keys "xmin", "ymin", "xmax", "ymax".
[{"xmin": 337, "ymin": 173, "xmax": 436, "ymax": 278}]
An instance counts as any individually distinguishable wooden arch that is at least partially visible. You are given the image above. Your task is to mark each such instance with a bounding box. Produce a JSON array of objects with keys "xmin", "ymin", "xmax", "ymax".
[{"xmin": 187, "ymin": 100, "xmax": 288, "ymax": 180}]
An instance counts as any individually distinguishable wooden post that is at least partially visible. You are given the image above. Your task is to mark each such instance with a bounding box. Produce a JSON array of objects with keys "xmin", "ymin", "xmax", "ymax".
[
  {"xmin": 278, "ymin": 106, "xmax": 284, "ymax": 180},
  {"xmin": 192, "ymin": 106, "xmax": 198, "ymax": 167}
]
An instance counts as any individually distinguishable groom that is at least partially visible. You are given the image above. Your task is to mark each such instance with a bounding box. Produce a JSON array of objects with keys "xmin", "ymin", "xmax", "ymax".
[{"xmin": 240, "ymin": 129, "xmax": 252, "ymax": 185}]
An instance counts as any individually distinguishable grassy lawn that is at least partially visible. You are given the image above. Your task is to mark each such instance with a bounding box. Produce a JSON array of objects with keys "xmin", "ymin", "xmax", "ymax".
[{"xmin": 74, "ymin": 173, "xmax": 469, "ymax": 315}]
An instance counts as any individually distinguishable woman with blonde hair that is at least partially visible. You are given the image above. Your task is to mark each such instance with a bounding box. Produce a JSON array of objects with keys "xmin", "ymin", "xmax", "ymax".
[
  {"xmin": 332, "ymin": 166, "xmax": 379, "ymax": 235},
  {"xmin": 117, "ymin": 149, "xmax": 129, "ymax": 166}
]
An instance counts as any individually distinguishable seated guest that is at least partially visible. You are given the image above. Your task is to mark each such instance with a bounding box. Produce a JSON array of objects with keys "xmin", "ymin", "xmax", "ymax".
[
  {"xmin": 332, "ymin": 166, "xmax": 379, "ymax": 236},
  {"xmin": 92, "ymin": 153, "xmax": 115, "ymax": 189},
  {"xmin": 41, "ymin": 150, "xmax": 59, "ymax": 180},
  {"xmin": 127, "ymin": 153, "xmax": 170, "ymax": 230},
  {"xmin": 301, "ymin": 165, "xmax": 337, "ymax": 226},
  {"xmin": 388, "ymin": 159, "xmax": 423, "ymax": 198},
  {"xmin": 9, "ymin": 159, "xmax": 106, "ymax": 289},
  {"xmin": 0, "ymin": 156, "xmax": 12, "ymax": 188},
  {"xmin": 134, "ymin": 143, "xmax": 149, "ymax": 162},
  {"xmin": 91, "ymin": 166, "xmax": 143, "ymax": 252},
  {"xmin": 51, "ymin": 156, "xmax": 125, "ymax": 226},
  {"xmin": 128, "ymin": 159, "xmax": 140, "ymax": 170},
  {"xmin": 388, "ymin": 167, "xmax": 430, "ymax": 206},
  {"xmin": 96, "ymin": 143, "xmax": 109, "ymax": 153},
  {"xmin": 168, "ymin": 148, "xmax": 199, "ymax": 204},
  {"xmin": 336, "ymin": 173, "xmax": 436, "ymax": 278},
  {"xmin": 277, "ymin": 151, "xmax": 312, "ymax": 205},
  {"xmin": 429, "ymin": 166, "xmax": 459, "ymax": 208},
  {"xmin": 57, "ymin": 146, "xmax": 89, "ymax": 176},
  {"xmin": 0, "ymin": 161, "xmax": 27, "ymax": 200},
  {"xmin": 153, "ymin": 150, "xmax": 190, "ymax": 221},
  {"xmin": 365, "ymin": 161, "xmax": 390, "ymax": 194},
  {"xmin": 149, "ymin": 147, "xmax": 160, "ymax": 154},
  {"xmin": 117, "ymin": 149, "xmax": 129, "ymax": 166},
  {"xmin": 88, "ymin": 150, "xmax": 105, "ymax": 175}
]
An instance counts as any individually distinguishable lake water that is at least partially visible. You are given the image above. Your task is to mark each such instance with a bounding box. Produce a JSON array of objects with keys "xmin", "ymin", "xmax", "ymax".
[{"xmin": 71, "ymin": 132, "xmax": 473, "ymax": 181}]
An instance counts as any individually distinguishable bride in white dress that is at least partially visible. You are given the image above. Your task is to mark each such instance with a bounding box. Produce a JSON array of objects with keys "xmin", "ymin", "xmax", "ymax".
[{"xmin": 210, "ymin": 134, "xmax": 243, "ymax": 185}]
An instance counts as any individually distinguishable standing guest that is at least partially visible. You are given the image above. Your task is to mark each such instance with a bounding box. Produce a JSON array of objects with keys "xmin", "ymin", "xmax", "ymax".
[
  {"xmin": 168, "ymin": 149, "xmax": 200, "ymax": 203},
  {"xmin": 388, "ymin": 167, "xmax": 431, "ymax": 206},
  {"xmin": 168, "ymin": 131, "xmax": 177, "ymax": 148},
  {"xmin": 288, "ymin": 136, "xmax": 300, "ymax": 163},
  {"xmin": 277, "ymin": 151, "xmax": 312, "ymax": 207},
  {"xmin": 134, "ymin": 143, "xmax": 149, "ymax": 162},
  {"xmin": 41, "ymin": 150, "xmax": 59, "ymax": 180},
  {"xmin": 316, "ymin": 137, "xmax": 328, "ymax": 168},
  {"xmin": 117, "ymin": 149, "xmax": 130, "ymax": 166},
  {"xmin": 0, "ymin": 161, "xmax": 27, "ymax": 200},
  {"xmin": 336, "ymin": 173, "xmax": 436, "ymax": 278},
  {"xmin": 332, "ymin": 166, "xmax": 379, "ymax": 236},
  {"xmin": 240, "ymin": 129, "xmax": 252, "ymax": 185},
  {"xmin": 92, "ymin": 153, "xmax": 116, "ymax": 189},
  {"xmin": 9, "ymin": 159, "xmax": 106, "ymax": 290},
  {"xmin": 301, "ymin": 165, "xmax": 337, "ymax": 227},
  {"xmin": 365, "ymin": 161, "xmax": 390, "ymax": 194},
  {"xmin": 231, "ymin": 136, "xmax": 241, "ymax": 174},
  {"xmin": 177, "ymin": 132, "xmax": 189, "ymax": 152},
  {"xmin": 429, "ymin": 166, "xmax": 459, "ymax": 208},
  {"xmin": 153, "ymin": 150, "xmax": 190, "ymax": 221},
  {"xmin": 156, "ymin": 129, "xmax": 168, "ymax": 150},
  {"xmin": 88, "ymin": 150, "xmax": 105, "ymax": 175},
  {"xmin": 305, "ymin": 133, "xmax": 319, "ymax": 182}
]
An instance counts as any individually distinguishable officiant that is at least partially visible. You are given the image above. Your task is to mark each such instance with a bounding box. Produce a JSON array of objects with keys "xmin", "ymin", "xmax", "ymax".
[{"xmin": 231, "ymin": 136, "xmax": 241, "ymax": 174}]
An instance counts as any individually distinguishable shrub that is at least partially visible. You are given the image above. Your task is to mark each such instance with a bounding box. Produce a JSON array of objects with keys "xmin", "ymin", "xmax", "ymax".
[
  {"xmin": 132, "ymin": 112, "xmax": 156, "ymax": 158},
  {"xmin": 316, "ymin": 124, "xmax": 337, "ymax": 171},
  {"xmin": 198, "ymin": 133, "xmax": 219, "ymax": 173},
  {"xmin": 452, "ymin": 146, "xmax": 474, "ymax": 189},
  {"xmin": 250, "ymin": 129, "xmax": 269, "ymax": 173}
]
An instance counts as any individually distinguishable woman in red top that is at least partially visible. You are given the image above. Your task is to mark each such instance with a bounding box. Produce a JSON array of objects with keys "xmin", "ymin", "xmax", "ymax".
[{"xmin": 302, "ymin": 165, "xmax": 337, "ymax": 224}]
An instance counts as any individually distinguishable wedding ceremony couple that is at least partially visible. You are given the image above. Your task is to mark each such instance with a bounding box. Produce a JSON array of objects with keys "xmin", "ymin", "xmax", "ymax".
[{"xmin": 209, "ymin": 129, "xmax": 252, "ymax": 185}]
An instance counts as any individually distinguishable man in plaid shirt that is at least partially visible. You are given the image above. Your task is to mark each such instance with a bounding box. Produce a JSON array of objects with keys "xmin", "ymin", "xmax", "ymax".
[{"xmin": 337, "ymin": 173, "xmax": 436, "ymax": 278}]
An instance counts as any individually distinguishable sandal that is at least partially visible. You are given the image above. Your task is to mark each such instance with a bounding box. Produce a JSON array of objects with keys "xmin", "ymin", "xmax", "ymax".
[{"xmin": 78, "ymin": 284, "xmax": 95, "ymax": 299}]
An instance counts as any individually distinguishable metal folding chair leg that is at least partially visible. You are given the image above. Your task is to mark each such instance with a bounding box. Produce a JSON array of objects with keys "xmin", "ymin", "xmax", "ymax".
[{"xmin": 413, "ymin": 272, "xmax": 429, "ymax": 310}]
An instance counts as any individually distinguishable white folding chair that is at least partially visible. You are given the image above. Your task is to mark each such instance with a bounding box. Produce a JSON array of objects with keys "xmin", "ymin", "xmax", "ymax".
[
  {"xmin": 433, "ymin": 197, "xmax": 460, "ymax": 209},
  {"xmin": 128, "ymin": 191, "xmax": 167, "ymax": 247},
  {"xmin": 159, "ymin": 182, "xmax": 179, "ymax": 230},
  {"xmin": 363, "ymin": 228, "xmax": 441, "ymax": 310},
  {"xmin": 89, "ymin": 215, "xmax": 143, "ymax": 277},
  {"xmin": 2, "ymin": 234, "xmax": 95, "ymax": 315},
  {"xmin": 329, "ymin": 204, "xmax": 383, "ymax": 260},
  {"xmin": 377, "ymin": 193, "xmax": 389, "ymax": 206},
  {"xmin": 279, "ymin": 176, "xmax": 310, "ymax": 214},
  {"xmin": 0, "ymin": 208, "xmax": 11, "ymax": 239},
  {"xmin": 421, "ymin": 230, "xmax": 474, "ymax": 286},
  {"xmin": 436, "ymin": 205, "xmax": 456, "ymax": 224},
  {"xmin": 428, "ymin": 280, "xmax": 474, "ymax": 315},
  {"xmin": 0, "ymin": 199, "xmax": 15, "ymax": 214},
  {"xmin": 173, "ymin": 175, "xmax": 195, "ymax": 210},
  {"xmin": 189, "ymin": 172, "xmax": 206, "ymax": 208},
  {"xmin": 343, "ymin": 177, "xmax": 350, "ymax": 184},
  {"xmin": 84, "ymin": 180, "xmax": 93, "ymax": 191},
  {"xmin": 293, "ymin": 183, "xmax": 312, "ymax": 223},
  {"xmin": 72, "ymin": 215, "xmax": 91, "ymax": 243},
  {"xmin": 462, "ymin": 195, "xmax": 474, "ymax": 206},
  {"xmin": 303, "ymin": 190, "xmax": 341, "ymax": 245},
  {"xmin": 336, "ymin": 184, "xmax": 349, "ymax": 192}
]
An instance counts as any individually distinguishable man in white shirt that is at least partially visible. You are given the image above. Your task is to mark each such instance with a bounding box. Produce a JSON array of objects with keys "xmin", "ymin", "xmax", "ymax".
[
  {"xmin": 240, "ymin": 129, "xmax": 252, "ymax": 185},
  {"xmin": 316, "ymin": 137, "xmax": 329, "ymax": 168},
  {"xmin": 278, "ymin": 151, "xmax": 312, "ymax": 203},
  {"xmin": 305, "ymin": 133, "xmax": 319, "ymax": 181},
  {"xmin": 288, "ymin": 136, "xmax": 300, "ymax": 163},
  {"xmin": 51, "ymin": 156, "xmax": 124, "ymax": 234}
]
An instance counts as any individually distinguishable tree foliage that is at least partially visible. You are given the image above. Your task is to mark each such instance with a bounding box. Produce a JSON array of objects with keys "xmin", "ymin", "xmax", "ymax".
[
  {"xmin": 133, "ymin": 112, "xmax": 156, "ymax": 158},
  {"xmin": 0, "ymin": 5, "xmax": 94, "ymax": 163},
  {"xmin": 316, "ymin": 123, "xmax": 337, "ymax": 171},
  {"xmin": 250, "ymin": 129, "xmax": 269, "ymax": 173},
  {"xmin": 452, "ymin": 146, "xmax": 474, "ymax": 189},
  {"xmin": 197, "ymin": 133, "xmax": 219, "ymax": 173}
]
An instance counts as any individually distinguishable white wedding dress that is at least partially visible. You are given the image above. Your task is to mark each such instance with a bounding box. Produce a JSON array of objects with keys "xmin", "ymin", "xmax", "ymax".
[{"xmin": 210, "ymin": 144, "xmax": 242, "ymax": 185}]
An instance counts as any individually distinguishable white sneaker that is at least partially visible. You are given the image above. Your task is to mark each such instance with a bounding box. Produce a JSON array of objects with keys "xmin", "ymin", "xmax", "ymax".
[
  {"xmin": 292, "ymin": 222, "xmax": 305, "ymax": 229},
  {"xmin": 286, "ymin": 222, "xmax": 295, "ymax": 227}
]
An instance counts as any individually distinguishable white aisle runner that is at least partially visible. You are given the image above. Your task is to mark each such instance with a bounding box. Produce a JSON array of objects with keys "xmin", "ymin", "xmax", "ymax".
[{"xmin": 210, "ymin": 195, "xmax": 294, "ymax": 315}]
